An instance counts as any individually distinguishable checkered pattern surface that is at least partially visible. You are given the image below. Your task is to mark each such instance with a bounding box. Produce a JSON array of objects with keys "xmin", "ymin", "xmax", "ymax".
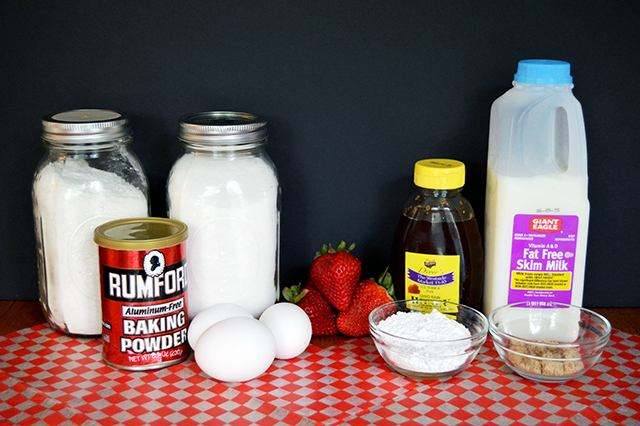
[{"xmin": 1, "ymin": 325, "xmax": 639, "ymax": 425}]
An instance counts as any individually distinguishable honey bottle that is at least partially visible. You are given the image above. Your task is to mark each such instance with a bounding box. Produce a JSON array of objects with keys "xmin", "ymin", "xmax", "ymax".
[{"xmin": 389, "ymin": 159, "xmax": 484, "ymax": 311}]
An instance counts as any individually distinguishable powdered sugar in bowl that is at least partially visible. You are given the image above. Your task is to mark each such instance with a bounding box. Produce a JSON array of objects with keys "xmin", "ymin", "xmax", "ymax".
[{"xmin": 369, "ymin": 300, "xmax": 488, "ymax": 380}]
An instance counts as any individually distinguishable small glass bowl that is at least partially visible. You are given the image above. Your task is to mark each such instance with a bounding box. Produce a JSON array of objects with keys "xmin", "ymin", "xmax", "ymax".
[
  {"xmin": 488, "ymin": 302, "xmax": 611, "ymax": 383},
  {"xmin": 369, "ymin": 300, "xmax": 488, "ymax": 381}
]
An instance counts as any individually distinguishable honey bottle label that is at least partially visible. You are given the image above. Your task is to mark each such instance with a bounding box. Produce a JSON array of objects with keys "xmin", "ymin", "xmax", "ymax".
[{"xmin": 404, "ymin": 252, "xmax": 461, "ymax": 307}]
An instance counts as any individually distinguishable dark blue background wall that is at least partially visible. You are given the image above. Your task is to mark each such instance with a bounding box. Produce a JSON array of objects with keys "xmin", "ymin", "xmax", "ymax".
[{"xmin": 1, "ymin": 1, "xmax": 638, "ymax": 307}]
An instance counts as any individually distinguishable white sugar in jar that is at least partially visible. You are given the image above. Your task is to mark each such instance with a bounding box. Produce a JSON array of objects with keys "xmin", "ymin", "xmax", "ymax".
[
  {"xmin": 33, "ymin": 110, "xmax": 150, "ymax": 336},
  {"xmin": 167, "ymin": 112, "xmax": 280, "ymax": 319}
]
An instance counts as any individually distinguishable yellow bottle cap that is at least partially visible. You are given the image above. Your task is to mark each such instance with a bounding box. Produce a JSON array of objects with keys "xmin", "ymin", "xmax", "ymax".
[{"xmin": 414, "ymin": 159, "xmax": 465, "ymax": 189}]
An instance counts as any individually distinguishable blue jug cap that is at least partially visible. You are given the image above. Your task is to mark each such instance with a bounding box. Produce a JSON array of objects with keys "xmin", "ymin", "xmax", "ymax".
[{"xmin": 514, "ymin": 60, "xmax": 573, "ymax": 85}]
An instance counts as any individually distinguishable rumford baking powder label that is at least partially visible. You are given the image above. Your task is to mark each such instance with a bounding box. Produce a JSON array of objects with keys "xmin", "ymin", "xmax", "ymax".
[{"xmin": 95, "ymin": 218, "xmax": 189, "ymax": 370}]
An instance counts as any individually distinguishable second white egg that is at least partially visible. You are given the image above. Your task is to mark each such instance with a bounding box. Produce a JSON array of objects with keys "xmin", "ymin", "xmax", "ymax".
[
  {"xmin": 259, "ymin": 302, "xmax": 312, "ymax": 360},
  {"xmin": 195, "ymin": 316, "xmax": 276, "ymax": 383},
  {"xmin": 188, "ymin": 303, "xmax": 253, "ymax": 350}
]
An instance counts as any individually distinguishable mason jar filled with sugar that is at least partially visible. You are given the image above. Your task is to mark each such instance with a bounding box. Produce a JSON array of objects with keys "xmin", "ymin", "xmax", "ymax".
[
  {"xmin": 167, "ymin": 111, "xmax": 280, "ymax": 319},
  {"xmin": 32, "ymin": 109, "xmax": 150, "ymax": 336}
]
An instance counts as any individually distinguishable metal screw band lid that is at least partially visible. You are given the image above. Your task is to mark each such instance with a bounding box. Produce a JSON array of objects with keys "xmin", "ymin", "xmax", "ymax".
[
  {"xmin": 179, "ymin": 111, "xmax": 268, "ymax": 145},
  {"xmin": 42, "ymin": 109, "xmax": 132, "ymax": 144}
]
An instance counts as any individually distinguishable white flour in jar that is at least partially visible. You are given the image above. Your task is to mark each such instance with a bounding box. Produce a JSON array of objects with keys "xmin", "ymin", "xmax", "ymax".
[
  {"xmin": 377, "ymin": 310, "xmax": 472, "ymax": 373},
  {"xmin": 34, "ymin": 159, "xmax": 148, "ymax": 335},
  {"xmin": 167, "ymin": 154, "xmax": 279, "ymax": 319}
]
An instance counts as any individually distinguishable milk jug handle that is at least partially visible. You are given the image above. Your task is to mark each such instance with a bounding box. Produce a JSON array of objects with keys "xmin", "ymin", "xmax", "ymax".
[
  {"xmin": 560, "ymin": 99, "xmax": 588, "ymax": 176},
  {"xmin": 521, "ymin": 95, "xmax": 587, "ymax": 176}
]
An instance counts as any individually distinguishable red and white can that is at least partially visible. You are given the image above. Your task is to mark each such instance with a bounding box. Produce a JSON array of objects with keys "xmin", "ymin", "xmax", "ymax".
[{"xmin": 94, "ymin": 217, "xmax": 189, "ymax": 370}]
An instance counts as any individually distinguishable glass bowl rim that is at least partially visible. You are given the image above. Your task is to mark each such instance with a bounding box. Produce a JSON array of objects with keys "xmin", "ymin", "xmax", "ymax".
[
  {"xmin": 488, "ymin": 302, "xmax": 612, "ymax": 347},
  {"xmin": 369, "ymin": 299, "xmax": 489, "ymax": 344}
]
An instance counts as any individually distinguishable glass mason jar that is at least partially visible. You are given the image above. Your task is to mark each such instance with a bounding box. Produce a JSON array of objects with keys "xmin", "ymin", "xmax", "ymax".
[
  {"xmin": 32, "ymin": 109, "xmax": 150, "ymax": 336},
  {"xmin": 167, "ymin": 111, "xmax": 280, "ymax": 319}
]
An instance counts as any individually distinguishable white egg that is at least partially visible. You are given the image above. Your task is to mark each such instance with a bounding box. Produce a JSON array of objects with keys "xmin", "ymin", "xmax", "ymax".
[
  {"xmin": 259, "ymin": 302, "xmax": 312, "ymax": 360},
  {"xmin": 188, "ymin": 303, "xmax": 253, "ymax": 350},
  {"xmin": 195, "ymin": 316, "xmax": 276, "ymax": 383}
]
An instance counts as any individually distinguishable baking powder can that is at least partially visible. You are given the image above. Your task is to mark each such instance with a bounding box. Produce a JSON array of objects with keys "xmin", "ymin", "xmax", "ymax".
[{"xmin": 94, "ymin": 217, "xmax": 189, "ymax": 370}]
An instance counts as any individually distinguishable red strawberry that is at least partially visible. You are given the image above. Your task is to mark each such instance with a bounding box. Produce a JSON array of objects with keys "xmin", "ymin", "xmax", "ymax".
[
  {"xmin": 336, "ymin": 279, "xmax": 394, "ymax": 337},
  {"xmin": 309, "ymin": 242, "xmax": 361, "ymax": 311},
  {"xmin": 303, "ymin": 277, "xmax": 316, "ymax": 289},
  {"xmin": 283, "ymin": 284, "xmax": 338, "ymax": 336}
]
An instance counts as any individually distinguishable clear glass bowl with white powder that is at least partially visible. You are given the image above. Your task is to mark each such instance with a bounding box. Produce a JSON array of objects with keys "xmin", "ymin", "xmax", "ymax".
[
  {"xmin": 369, "ymin": 299, "xmax": 488, "ymax": 380},
  {"xmin": 167, "ymin": 112, "xmax": 280, "ymax": 319},
  {"xmin": 33, "ymin": 109, "xmax": 150, "ymax": 336}
]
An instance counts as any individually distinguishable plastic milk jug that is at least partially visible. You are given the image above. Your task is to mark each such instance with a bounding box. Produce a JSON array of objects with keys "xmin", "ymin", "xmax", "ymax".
[{"xmin": 483, "ymin": 60, "xmax": 590, "ymax": 320}]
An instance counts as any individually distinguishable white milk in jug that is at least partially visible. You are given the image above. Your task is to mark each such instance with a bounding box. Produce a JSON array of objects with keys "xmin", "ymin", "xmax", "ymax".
[{"xmin": 483, "ymin": 60, "xmax": 590, "ymax": 336}]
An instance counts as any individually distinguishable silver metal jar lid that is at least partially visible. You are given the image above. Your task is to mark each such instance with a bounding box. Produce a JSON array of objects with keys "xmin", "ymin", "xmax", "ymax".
[
  {"xmin": 178, "ymin": 111, "xmax": 268, "ymax": 145},
  {"xmin": 94, "ymin": 217, "xmax": 188, "ymax": 251},
  {"xmin": 42, "ymin": 109, "xmax": 132, "ymax": 144}
]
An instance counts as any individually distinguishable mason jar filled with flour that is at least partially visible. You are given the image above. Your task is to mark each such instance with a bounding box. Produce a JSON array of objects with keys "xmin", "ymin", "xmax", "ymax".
[
  {"xmin": 32, "ymin": 109, "xmax": 150, "ymax": 336},
  {"xmin": 167, "ymin": 111, "xmax": 280, "ymax": 319}
]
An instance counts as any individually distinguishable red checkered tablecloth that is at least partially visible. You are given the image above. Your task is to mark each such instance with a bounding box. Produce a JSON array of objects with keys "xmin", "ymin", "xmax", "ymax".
[{"xmin": 1, "ymin": 325, "xmax": 639, "ymax": 425}]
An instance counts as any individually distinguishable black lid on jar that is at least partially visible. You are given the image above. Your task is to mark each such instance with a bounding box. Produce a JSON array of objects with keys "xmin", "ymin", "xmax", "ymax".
[
  {"xmin": 42, "ymin": 109, "xmax": 132, "ymax": 145},
  {"xmin": 178, "ymin": 111, "xmax": 267, "ymax": 146}
]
